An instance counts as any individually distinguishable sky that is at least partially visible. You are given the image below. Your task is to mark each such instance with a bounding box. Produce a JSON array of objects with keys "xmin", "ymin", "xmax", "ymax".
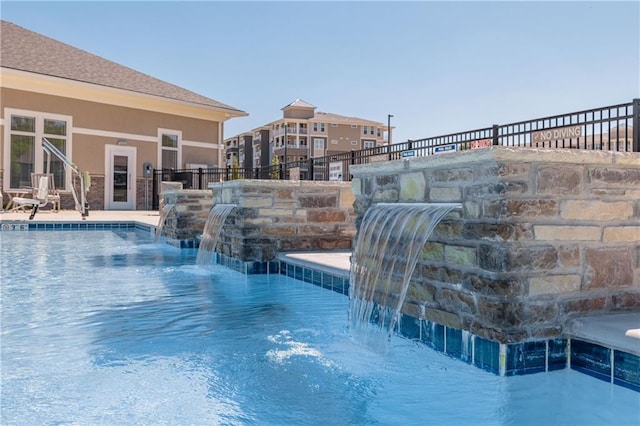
[{"xmin": 1, "ymin": 1, "xmax": 639, "ymax": 143}]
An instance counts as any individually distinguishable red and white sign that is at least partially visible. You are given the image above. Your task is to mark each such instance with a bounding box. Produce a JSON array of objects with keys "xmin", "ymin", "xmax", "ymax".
[{"xmin": 471, "ymin": 139, "xmax": 491, "ymax": 149}]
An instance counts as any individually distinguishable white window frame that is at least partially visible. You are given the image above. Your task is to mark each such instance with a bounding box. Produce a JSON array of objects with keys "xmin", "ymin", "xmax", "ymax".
[
  {"xmin": 313, "ymin": 138, "xmax": 325, "ymax": 150},
  {"xmin": 351, "ymin": 140, "xmax": 358, "ymax": 145},
  {"xmin": 321, "ymin": 123, "xmax": 326, "ymax": 132},
  {"xmin": 331, "ymin": 140, "xmax": 338, "ymax": 145},
  {"xmin": 351, "ymin": 124, "xmax": 358, "ymax": 129},
  {"xmin": 3, "ymin": 108, "xmax": 73, "ymax": 191},
  {"xmin": 157, "ymin": 128, "xmax": 182, "ymax": 170},
  {"xmin": 363, "ymin": 140, "xmax": 375, "ymax": 149},
  {"xmin": 331, "ymin": 123, "xmax": 338, "ymax": 128}
]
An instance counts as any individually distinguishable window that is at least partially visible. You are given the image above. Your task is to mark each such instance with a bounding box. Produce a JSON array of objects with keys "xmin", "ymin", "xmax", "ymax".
[
  {"xmin": 351, "ymin": 124, "xmax": 358, "ymax": 128},
  {"xmin": 331, "ymin": 123, "xmax": 338, "ymax": 128},
  {"xmin": 377, "ymin": 128, "xmax": 381, "ymax": 137},
  {"xmin": 313, "ymin": 122, "xmax": 318, "ymax": 132},
  {"xmin": 159, "ymin": 130, "xmax": 180, "ymax": 169},
  {"xmin": 314, "ymin": 138, "xmax": 325, "ymax": 150},
  {"xmin": 7, "ymin": 110, "xmax": 69, "ymax": 190},
  {"xmin": 363, "ymin": 127, "xmax": 368, "ymax": 135},
  {"xmin": 321, "ymin": 123, "xmax": 325, "ymax": 132},
  {"xmin": 351, "ymin": 140, "xmax": 358, "ymax": 145},
  {"xmin": 370, "ymin": 126, "xmax": 374, "ymax": 135},
  {"xmin": 363, "ymin": 140, "xmax": 375, "ymax": 149},
  {"xmin": 331, "ymin": 140, "xmax": 338, "ymax": 145}
]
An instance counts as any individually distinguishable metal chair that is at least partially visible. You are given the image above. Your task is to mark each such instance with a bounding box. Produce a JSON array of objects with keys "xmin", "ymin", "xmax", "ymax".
[{"xmin": 10, "ymin": 175, "xmax": 56, "ymax": 219}]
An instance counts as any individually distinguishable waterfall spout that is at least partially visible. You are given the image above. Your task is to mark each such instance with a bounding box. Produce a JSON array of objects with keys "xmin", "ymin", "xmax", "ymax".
[
  {"xmin": 196, "ymin": 204, "xmax": 237, "ymax": 267},
  {"xmin": 349, "ymin": 202, "xmax": 461, "ymax": 353},
  {"xmin": 154, "ymin": 203, "xmax": 176, "ymax": 243}
]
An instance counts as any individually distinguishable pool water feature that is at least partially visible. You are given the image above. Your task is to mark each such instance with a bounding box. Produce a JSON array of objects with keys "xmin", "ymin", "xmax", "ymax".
[
  {"xmin": 1, "ymin": 230, "xmax": 638, "ymax": 425},
  {"xmin": 349, "ymin": 203, "xmax": 460, "ymax": 352},
  {"xmin": 154, "ymin": 202, "xmax": 175, "ymax": 243},
  {"xmin": 196, "ymin": 203, "xmax": 236, "ymax": 266}
]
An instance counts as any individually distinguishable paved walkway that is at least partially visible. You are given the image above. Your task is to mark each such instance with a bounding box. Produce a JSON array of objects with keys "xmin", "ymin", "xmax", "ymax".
[
  {"xmin": 0, "ymin": 209, "xmax": 160, "ymax": 226},
  {"xmin": 2, "ymin": 209, "xmax": 638, "ymax": 355}
]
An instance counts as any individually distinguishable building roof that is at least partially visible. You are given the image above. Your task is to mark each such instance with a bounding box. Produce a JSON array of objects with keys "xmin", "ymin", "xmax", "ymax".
[
  {"xmin": 312, "ymin": 111, "xmax": 384, "ymax": 126},
  {"xmin": 282, "ymin": 98, "xmax": 316, "ymax": 110},
  {"xmin": 0, "ymin": 20, "xmax": 246, "ymax": 115}
]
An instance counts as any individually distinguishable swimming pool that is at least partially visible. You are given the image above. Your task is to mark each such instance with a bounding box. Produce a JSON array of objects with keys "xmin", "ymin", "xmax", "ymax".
[{"xmin": 1, "ymin": 230, "xmax": 638, "ymax": 425}]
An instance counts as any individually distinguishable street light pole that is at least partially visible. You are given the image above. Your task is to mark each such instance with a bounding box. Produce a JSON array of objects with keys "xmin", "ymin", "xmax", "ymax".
[
  {"xmin": 284, "ymin": 122, "xmax": 288, "ymax": 179},
  {"xmin": 387, "ymin": 114, "xmax": 393, "ymax": 160}
]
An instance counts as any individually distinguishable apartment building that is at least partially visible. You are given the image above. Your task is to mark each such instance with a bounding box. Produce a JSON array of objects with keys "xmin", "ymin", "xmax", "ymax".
[
  {"xmin": 224, "ymin": 99, "xmax": 388, "ymax": 168},
  {"xmin": 1, "ymin": 21, "xmax": 245, "ymax": 210}
]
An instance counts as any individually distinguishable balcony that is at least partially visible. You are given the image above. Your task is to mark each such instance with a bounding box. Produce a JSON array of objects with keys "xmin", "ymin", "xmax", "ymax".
[{"xmin": 273, "ymin": 146, "xmax": 308, "ymax": 157}]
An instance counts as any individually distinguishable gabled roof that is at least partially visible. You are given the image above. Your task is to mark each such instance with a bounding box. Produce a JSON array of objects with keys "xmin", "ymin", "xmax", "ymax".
[
  {"xmin": 282, "ymin": 98, "xmax": 316, "ymax": 110},
  {"xmin": 0, "ymin": 20, "xmax": 246, "ymax": 115}
]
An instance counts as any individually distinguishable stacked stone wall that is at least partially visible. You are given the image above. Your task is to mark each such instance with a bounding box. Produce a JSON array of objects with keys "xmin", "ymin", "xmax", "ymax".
[
  {"xmin": 213, "ymin": 180, "xmax": 356, "ymax": 261},
  {"xmin": 351, "ymin": 147, "xmax": 640, "ymax": 343},
  {"xmin": 159, "ymin": 180, "xmax": 356, "ymax": 255},
  {"xmin": 159, "ymin": 182, "xmax": 212, "ymax": 247}
]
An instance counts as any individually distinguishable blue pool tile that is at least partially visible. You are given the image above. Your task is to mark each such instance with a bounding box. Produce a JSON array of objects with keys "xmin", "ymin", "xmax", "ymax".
[
  {"xmin": 445, "ymin": 327, "xmax": 472, "ymax": 363},
  {"xmin": 506, "ymin": 341, "xmax": 546, "ymax": 376},
  {"xmin": 303, "ymin": 267, "xmax": 312, "ymax": 283},
  {"xmin": 613, "ymin": 350, "xmax": 640, "ymax": 392},
  {"xmin": 312, "ymin": 270, "xmax": 322, "ymax": 286},
  {"xmin": 548, "ymin": 338, "xmax": 568, "ymax": 371},
  {"xmin": 421, "ymin": 321, "xmax": 445, "ymax": 352},
  {"xmin": 268, "ymin": 261, "xmax": 280, "ymax": 274},
  {"xmin": 570, "ymin": 339, "xmax": 611, "ymax": 382},
  {"xmin": 319, "ymin": 273, "xmax": 329, "ymax": 289},
  {"xmin": 474, "ymin": 336, "xmax": 500, "ymax": 374},
  {"xmin": 399, "ymin": 314, "xmax": 421, "ymax": 340}
]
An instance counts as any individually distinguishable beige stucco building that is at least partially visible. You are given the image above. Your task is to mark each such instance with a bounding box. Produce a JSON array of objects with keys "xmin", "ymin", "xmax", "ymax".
[
  {"xmin": 224, "ymin": 99, "xmax": 388, "ymax": 173},
  {"xmin": 1, "ymin": 21, "xmax": 245, "ymax": 211}
]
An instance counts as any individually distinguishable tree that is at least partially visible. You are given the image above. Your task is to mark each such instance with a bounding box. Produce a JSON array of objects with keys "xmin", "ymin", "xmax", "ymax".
[
  {"xmin": 271, "ymin": 156, "xmax": 280, "ymax": 180},
  {"xmin": 231, "ymin": 156, "xmax": 240, "ymax": 180}
]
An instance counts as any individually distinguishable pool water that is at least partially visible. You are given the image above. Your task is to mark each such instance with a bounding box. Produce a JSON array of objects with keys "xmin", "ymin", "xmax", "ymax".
[{"xmin": 1, "ymin": 230, "xmax": 638, "ymax": 425}]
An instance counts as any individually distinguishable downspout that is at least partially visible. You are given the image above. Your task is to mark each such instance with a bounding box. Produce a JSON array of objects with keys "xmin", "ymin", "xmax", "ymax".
[{"xmin": 218, "ymin": 121, "xmax": 223, "ymax": 168}]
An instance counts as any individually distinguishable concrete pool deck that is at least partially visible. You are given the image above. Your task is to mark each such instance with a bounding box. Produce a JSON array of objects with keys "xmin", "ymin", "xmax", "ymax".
[{"xmin": 2, "ymin": 208, "xmax": 638, "ymax": 357}]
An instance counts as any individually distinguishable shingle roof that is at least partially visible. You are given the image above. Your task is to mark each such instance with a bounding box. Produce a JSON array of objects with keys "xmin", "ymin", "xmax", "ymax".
[
  {"xmin": 312, "ymin": 111, "xmax": 384, "ymax": 126},
  {"xmin": 0, "ymin": 20, "xmax": 245, "ymax": 115}
]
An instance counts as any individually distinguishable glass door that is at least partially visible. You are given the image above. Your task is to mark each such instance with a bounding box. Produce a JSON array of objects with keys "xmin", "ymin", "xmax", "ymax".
[{"xmin": 106, "ymin": 145, "xmax": 136, "ymax": 210}]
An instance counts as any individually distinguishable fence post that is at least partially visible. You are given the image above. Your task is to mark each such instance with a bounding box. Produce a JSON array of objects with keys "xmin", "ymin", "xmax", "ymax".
[
  {"xmin": 633, "ymin": 98, "xmax": 640, "ymax": 153},
  {"xmin": 197, "ymin": 168, "xmax": 203, "ymax": 190},
  {"xmin": 308, "ymin": 158, "xmax": 314, "ymax": 181},
  {"xmin": 152, "ymin": 169, "xmax": 159, "ymax": 210},
  {"xmin": 492, "ymin": 124, "xmax": 500, "ymax": 146}
]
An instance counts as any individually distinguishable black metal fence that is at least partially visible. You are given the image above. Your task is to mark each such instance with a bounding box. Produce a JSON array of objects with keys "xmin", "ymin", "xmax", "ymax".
[{"xmin": 153, "ymin": 98, "xmax": 639, "ymax": 209}]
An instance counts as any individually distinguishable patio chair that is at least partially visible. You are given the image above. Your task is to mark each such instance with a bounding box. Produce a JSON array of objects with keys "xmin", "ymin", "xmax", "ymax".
[{"xmin": 11, "ymin": 175, "xmax": 55, "ymax": 219}]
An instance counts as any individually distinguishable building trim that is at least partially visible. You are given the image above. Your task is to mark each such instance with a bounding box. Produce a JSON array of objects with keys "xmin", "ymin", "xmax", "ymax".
[{"xmin": 1, "ymin": 67, "xmax": 246, "ymax": 122}]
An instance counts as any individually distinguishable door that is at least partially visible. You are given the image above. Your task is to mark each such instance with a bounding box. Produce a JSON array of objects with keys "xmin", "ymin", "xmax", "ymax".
[{"xmin": 105, "ymin": 145, "xmax": 136, "ymax": 210}]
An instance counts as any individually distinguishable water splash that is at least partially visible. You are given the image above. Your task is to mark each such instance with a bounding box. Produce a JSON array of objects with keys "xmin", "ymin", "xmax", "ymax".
[
  {"xmin": 154, "ymin": 203, "xmax": 175, "ymax": 243},
  {"xmin": 195, "ymin": 204, "xmax": 236, "ymax": 267},
  {"xmin": 348, "ymin": 202, "xmax": 461, "ymax": 353}
]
